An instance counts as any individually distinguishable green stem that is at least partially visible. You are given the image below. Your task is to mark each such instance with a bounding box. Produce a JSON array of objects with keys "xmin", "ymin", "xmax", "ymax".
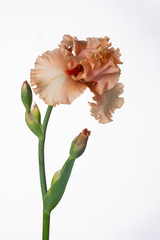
[
  {"xmin": 38, "ymin": 105, "xmax": 53, "ymax": 240},
  {"xmin": 43, "ymin": 209, "xmax": 50, "ymax": 240},
  {"xmin": 42, "ymin": 106, "xmax": 53, "ymax": 136},
  {"xmin": 38, "ymin": 105, "xmax": 53, "ymax": 199},
  {"xmin": 38, "ymin": 139, "xmax": 47, "ymax": 198}
]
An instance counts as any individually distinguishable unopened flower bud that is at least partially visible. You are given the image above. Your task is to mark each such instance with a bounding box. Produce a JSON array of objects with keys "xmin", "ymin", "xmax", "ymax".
[
  {"xmin": 31, "ymin": 103, "xmax": 41, "ymax": 124},
  {"xmin": 51, "ymin": 170, "xmax": 61, "ymax": 186},
  {"xmin": 21, "ymin": 81, "xmax": 32, "ymax": 112},
  {"xmin": 25, "ymin": 112, "xmax": 43, "ymax": 139},
  {"xmin": 70, "ymin": 128, "xmax": 91, "ymax": 158}
]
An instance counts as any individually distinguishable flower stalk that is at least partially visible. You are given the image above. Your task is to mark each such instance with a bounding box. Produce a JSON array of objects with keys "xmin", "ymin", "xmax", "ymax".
[
  {"xmin": 38, "ymin": 106, "xmax": 52, "ymax": 239},
  {"xmin": 38, "ymin": 106, "xmax": 53, "ymax": 199},
  {"xmin": 43, "ymin": 209, "xmax": 50, "ymax": 240}
]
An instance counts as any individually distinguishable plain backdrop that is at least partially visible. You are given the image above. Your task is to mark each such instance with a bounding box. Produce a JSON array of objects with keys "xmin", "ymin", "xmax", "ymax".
[{"xmin": 0, "ymin": 0, "xmax": 160, "ymax": 239}]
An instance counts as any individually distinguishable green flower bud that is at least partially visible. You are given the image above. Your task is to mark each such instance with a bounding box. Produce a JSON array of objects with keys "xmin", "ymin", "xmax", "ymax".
[
  {"xmin": 25, "ymin": 112, "xmax": 43, "ymax": 139},
  {"xmin": 31, "ymin": 103, "xmax": 41, "ymax": 124},
  {"xmin": 51, "ymin": 170, "xmax": 61, "ymax": 186},
  {"xmin": 21, "ymin": 81, "xmax": 32, "ymax": 112},
  {"xmin": 70, "ymin": 128, "xmax": 91, "ymax": 158},
  {"xmin": 44, "ymin": 129, "xmax": 91, "ymax": 212}
]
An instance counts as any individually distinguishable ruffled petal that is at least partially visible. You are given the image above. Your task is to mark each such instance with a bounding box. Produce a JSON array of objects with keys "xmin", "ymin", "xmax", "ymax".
[
  {"xmin": 89, "ymin": 83, "xmax": 124, "ymax": 124},
  {"xmin": 60, "ymin": 35, "xmax": 122, "ymax": 94},
  {"xmin": 30, "ymin": 48, "xmax": 86, "ymax": 106},
  {"xmin": 86, "ymin": 36, "xmax": 111, "ymax": 49},
  {"xmin": 112, "ymin": 48, "xmax": 122, "ymax": 64},
  {"xmin": 86, "ymin": 58, "xmax": 120, "ymax": 95},
  {"xmin": 79, "ymin": 49, "xmax": 121, "ymax": 94},
  {"xmin": 60, "ymin": 34, "xmax": 87, "ymax": 56}
]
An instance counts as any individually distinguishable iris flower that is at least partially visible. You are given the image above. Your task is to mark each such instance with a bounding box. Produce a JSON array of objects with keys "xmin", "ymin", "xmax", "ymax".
[{"xmin": 30, "ymin": 35, "xmax": 124, "ymax": 123}]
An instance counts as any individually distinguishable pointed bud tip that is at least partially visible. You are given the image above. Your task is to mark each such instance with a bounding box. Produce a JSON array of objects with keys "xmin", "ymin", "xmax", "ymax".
[
  {"xmin": 22, "ymin": 80, "xmax": 29, "ymax": 88},
  {"xmin": 70, "ymin": 128, "xmax": 91, "ymax": 158},
  {"xmin": 31, "ymin": 103, "xmax": 41, "ymax": 124},
  {"xmin": 32, "ymin": 102, "xmax": 37, "ymax": 107},
  {"xmin": 51, "ymin": 170, "xmax": 61, "ymax": 186},
  {"xmin": 82, "ymin": 128, "xmax": 91, "ymax": 137},
  {"xmin": 75, "ymin": 128, "xmax": 91, "ymax": 144},
  {"xmin": 31, "ymin": 103, "xmax": 38, "ymax": 112}
]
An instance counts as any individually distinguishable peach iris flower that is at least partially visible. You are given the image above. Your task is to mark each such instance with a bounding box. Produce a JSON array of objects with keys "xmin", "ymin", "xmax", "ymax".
[{"xmin": 30, "ymin": 35, "xmax": 124, "ymax": 123}]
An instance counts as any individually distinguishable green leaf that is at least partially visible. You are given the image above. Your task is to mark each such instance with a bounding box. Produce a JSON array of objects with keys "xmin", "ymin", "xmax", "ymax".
[{"xmin": 43, "ymin": 156, "xmax": 75, "ymax": 212}]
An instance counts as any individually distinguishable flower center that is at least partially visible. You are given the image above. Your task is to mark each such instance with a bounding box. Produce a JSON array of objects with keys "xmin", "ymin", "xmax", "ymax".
[{"xmin": 66, "ymin": 64, "xmax": 84, "ymax": 77}]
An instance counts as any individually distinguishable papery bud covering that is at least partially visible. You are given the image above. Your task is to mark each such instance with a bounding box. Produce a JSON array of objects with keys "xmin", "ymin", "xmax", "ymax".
[
  {"xmin": 21, "ymin": 81, "xmax": 32, "ymax": 112},
  {"xmin": 25, "ymin": 112, "xmax": 43, "ymax": 138},
  {"xmin": 70, "ymin": 128, "xmax": 91, "ymax": 158}
]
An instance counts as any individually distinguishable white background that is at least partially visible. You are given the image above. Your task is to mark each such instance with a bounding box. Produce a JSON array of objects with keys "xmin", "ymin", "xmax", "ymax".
[{"xmin": 0, "ymin": 0, "xmax": 160, "ymax": 239}]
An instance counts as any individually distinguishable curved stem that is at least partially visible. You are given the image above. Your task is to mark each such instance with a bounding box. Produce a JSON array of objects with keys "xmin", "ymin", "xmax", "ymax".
[
  {"xmin": 38, "ymin": 105, "xmax": 53, "ymax": 240},
  {"xmin": 42, "ymin": 106, "xmax": 53, "ymax": 137},
  {"xmin": 38, "ymin": 105, "xmax": 53, "ymax": 199}
]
